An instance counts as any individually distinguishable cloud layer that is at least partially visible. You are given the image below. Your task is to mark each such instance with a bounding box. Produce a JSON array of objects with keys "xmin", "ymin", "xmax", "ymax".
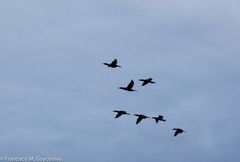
[{"xmin": 0, "ymin": 0, "xmax": 240, "ymax": 161}]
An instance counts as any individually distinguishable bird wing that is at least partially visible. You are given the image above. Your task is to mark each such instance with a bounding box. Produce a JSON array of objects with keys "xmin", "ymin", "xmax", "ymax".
[
  {"xmin": 136, "ymin": 117, "xmax": 143, "ymax": 124},
  {"xmin": 158, "ymin": 115, "xmax": 163, "ymax": 118},
  {"xmin": 152, "ymin": 118, "xmax": 159, "ymax": 123},
  {"xmin": 103, "ymin": 63, "xmax": 109, "ymax": 66},
  {"xmin": 127, "ymin": 80, "xmax": 134, "ymax": 89},
  {"xmin": 142, "ymin": 81, "xmax": 148, "ymax": 86},
  {"xmin": 174, "ymin": 130, "xmax": 180, "ymax": 136},
  {"xmin": 111, "ymin": 59, "xmax": 117, "ymax": 65},
  {"xmin": 115, "ymin": 113, "xmax": 122, "ymax": 118}
]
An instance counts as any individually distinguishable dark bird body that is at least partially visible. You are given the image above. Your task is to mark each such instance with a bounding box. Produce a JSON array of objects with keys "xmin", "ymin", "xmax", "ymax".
[
  {"xmin": 119, "ymin": 80, "xmax": 137, "ymax": 92},
  {"xmin": 152, "ymin": 115, "xmax": 166, "ymax": 123},
  {"xmin": 139, "ymin": 78, "xmax": 155, "ymax": 86},
  {"xmin": 113, "ymin": 110, "xmax": 130, "ymax": 118},
  {"xmin": 173, "ymin": 128, "xmax": 185, "ymax": 137},
  {"xmin": 103, "ymin": 59, "xmax": 121, "ymax": 68},
  {"xmin": 134, "ymin": 114, "xmax": 149, "ymax": 124}
]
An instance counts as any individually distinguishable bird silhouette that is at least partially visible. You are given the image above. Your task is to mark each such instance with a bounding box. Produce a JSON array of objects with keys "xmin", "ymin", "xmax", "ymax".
[
  {"xmin": 113, "ymin": 110, "xmax": 130, "ymax": 118},
  {"xmin": 139, "ymin": 78, "xmax": 155, "ymax": 86},
  {"xmin": 172, "ymin": 128, "xmax": 185, "ymax": 137},
  {"xmin": 103, "ymin": 59, "xmax": 121, "ymax": 68},
  {"xmin": 119, "ymin": 80, "xmax": 137, "ymax": 92},
  {"xmin": 152, "ymin": 115, "xmax": 166, "ymax": 123},
  {"xmin": 134, "ymin": 114, "xmax": 149, "ymax": 124}
]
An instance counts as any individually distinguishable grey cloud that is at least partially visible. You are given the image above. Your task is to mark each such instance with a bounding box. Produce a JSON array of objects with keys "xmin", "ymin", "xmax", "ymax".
[{"xmin": 0, "ymin": 0, "xmax": 239, "ymax": 161}]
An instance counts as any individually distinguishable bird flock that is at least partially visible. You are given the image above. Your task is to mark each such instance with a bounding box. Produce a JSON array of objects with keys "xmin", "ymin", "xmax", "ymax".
[{"xmin": 103, "ymin": 59, "xmax": 185, "ymax": 137}]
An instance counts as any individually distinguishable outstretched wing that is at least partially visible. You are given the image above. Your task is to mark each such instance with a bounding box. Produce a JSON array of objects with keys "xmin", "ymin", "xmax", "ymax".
[
  {"xmin": 111, "ymin": 59, "xmax": 117, "ymax": 65},
  {"xmin": 174, "ymin": 130, "xmax": 180, "ymax": 136},
  {"xmin": 127, "ymin": 80, "xmax": 134, "ymax": 89},
  {"xmin": 136, "ymin": 117, "xmax": 143, "ymax": 124},
  {"xmin": 103, "ymin": 63, "xmax": 109, "ymax": 66},
  {"xmin": 115, "ymin": 113, "xmax": 122, "ymax": 118},
  {"xmin": 142, "ymin": 81, "xmax": 148, "ymax": 86},
  {"xmin": 158, "ymin": 115, "xmax": 164, "ymax": 119},
  {"xmin": 151, "ymin": 117, "xmax": 157, "ymax": 123}
]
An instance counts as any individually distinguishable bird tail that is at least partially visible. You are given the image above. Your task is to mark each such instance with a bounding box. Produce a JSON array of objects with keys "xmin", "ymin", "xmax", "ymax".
[{"xmin": 103, "ymin": 63, "xmax": 109, "ymax": 66}]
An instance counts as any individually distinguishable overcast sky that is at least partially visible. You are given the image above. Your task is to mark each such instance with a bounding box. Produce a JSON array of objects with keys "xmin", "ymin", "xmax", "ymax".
[{"xmin": 0, "ymin": 0, "xmax": 240, "ymax": 161}]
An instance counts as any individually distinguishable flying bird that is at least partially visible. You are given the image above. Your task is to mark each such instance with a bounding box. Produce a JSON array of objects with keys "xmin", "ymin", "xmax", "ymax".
[
  {"xmin": 152, "ymin": 115, "xmax": 166, "ymax": 123},
  {"xmin": 119, "ymin": 80, "xmax": 137, "ymax": 92},
  {"xmin": 172, "ymin": 128, "xmax": 185, "ymax": 137},
  {"xmin": 139, "ymin": 78, "xmax": 155, "ymax": 86},
  {"xmin": 103, "ymin": 59, "xmax": 121, "ymax": 68},
  {"xmin": 134, "ymin": 114, "xmax": 149, "ymax": 124},
  {"xmin": 113, "ymin": 110, "xmax": 130, "ymax": 118}
]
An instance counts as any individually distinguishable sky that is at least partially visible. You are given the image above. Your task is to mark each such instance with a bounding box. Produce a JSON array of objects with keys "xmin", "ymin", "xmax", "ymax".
[{"xmin": 0, "ymin": 0, "xmax": 240, "ymax": 161}]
